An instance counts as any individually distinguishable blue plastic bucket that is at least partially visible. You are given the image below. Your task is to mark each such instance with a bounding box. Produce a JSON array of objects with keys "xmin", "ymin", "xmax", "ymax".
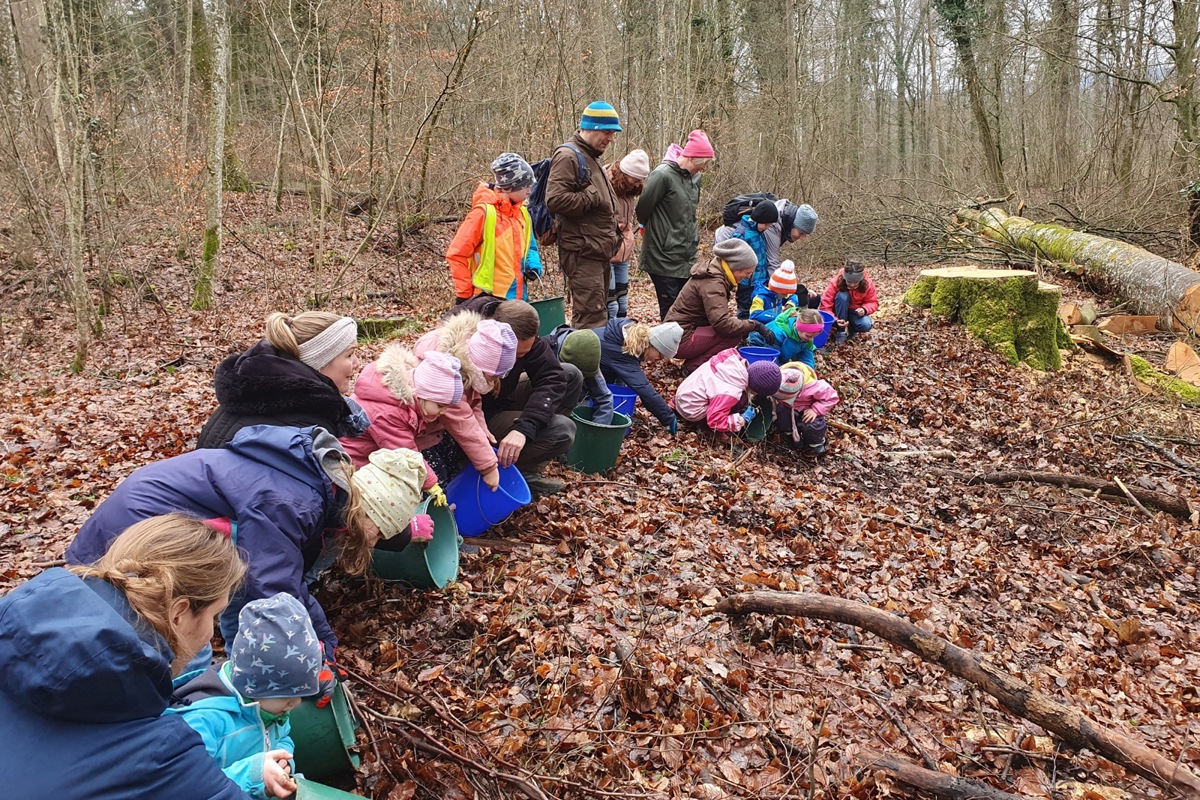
[
  {"xmin": 445, "ymin": 462, "xmax": 531, "ymax": 538},
  {"xmin": 610, "ymin": 385, "xmax": 637, "ymax": 417},
  {"xmin": 739, "ymin": 346, "xmax": 780, "ymax": 365},
  {"xmin": 813, "ymin": 310, "xmax": 837, "ymax": 348},
  {"xmin": 370, "ymin": 497, "xmax": 460, "ymax": 588}
]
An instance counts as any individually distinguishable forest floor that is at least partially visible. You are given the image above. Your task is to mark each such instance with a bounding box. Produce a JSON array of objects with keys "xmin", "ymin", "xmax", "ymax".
[{"xmin": 2, "ymin": 193, "xmax": 1200, "ymax": 800}]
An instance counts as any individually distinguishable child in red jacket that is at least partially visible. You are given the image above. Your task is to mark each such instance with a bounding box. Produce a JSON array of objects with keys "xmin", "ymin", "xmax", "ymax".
[{"xmin": 819, "ymin": 260, "xmax": 878, "ymax": 344}]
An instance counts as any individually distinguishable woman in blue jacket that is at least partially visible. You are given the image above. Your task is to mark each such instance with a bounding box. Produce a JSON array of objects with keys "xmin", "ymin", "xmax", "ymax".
[
  {"xmin": 0, "ymin": 514, "xmax": 253, "ymax": 799},
  {"xmin": 596, "ymin": 318, "xmax": 683, "ymax": 432},
  {"xmin": 66, "ymin": 425, "xmax": 427, "ymax": 680}
]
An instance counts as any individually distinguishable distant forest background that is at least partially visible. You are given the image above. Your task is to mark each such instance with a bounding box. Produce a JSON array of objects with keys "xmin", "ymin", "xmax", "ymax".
[{"xmin": 3, "ymin": 0, "xmax": 1199, "ymax": 364}]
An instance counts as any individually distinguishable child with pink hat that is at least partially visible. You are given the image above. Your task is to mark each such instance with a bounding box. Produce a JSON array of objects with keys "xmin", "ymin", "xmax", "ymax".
[
  {"xmin": 771, "ymin": 362, "xmax": 840, "ymax": 456},
  {"xmin": 409, "ymin": 315, "xmax": 519, "ymax": 493},
  {"xmin": 341, "ymin": 348, "xmax": 464, "ymax": 504}
]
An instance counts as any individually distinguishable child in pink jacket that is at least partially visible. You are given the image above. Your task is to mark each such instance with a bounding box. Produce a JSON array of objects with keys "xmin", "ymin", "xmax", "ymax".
[
  {"xmin": 772, "ymin": 362, "xmax": 840, "ymax": 455},
  {"xmin": 341, "ymin": 349, "xmax": 464, "ymax": 501},
  {"xmin": 410, "ymin": 315, "xmax": 518, "ymax": 492},
  {"xmin": 673, "ymin": 348, "xmax": 782, "ymax": 432}
]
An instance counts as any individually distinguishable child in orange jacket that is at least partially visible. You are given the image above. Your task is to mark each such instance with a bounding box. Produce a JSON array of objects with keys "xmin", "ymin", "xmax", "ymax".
[{"xmin": 448, "ymin": 154, "xmax": 536, "ymax": 302}]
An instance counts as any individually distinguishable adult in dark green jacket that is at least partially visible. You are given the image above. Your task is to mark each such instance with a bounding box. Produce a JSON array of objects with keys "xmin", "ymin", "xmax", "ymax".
[{"xmin": 636, "ymin": 130, "xmax": 714, "ymax": 320}]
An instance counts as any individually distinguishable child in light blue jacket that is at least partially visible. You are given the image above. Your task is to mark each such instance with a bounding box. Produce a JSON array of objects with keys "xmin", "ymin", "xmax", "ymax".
[{"xmin": 169, "ymin": 593, "xmax": 326, "ymax": 800}]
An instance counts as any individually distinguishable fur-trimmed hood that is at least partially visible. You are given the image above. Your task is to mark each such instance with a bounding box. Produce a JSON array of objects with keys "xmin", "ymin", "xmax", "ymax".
[
  {"xmin": 417, "ymin": 311, "xmax": 491, "ymax": 395},
  {"xmin": 358, "ymin": 343, "xmax": 420, "ymax": 405}
]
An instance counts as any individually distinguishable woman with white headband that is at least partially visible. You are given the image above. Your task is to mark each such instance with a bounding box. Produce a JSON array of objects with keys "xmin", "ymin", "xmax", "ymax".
[{"xmin": 197, "ymin": 312, "xmax": 368, "ymax": 449}]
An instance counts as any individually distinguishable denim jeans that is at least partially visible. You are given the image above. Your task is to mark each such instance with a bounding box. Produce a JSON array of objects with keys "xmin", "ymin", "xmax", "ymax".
[
  {"xmin": 608, "ymin": 261, "xmax": 630, "ymax": 319},
  {"xmin": 833, "ymin": 291, "xmax": 874, "ymax": 339}
]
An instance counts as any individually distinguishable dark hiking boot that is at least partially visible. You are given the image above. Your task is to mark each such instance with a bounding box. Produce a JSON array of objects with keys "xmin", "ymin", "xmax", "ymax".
[{"xmin": 525, "ymin": 475, "xmax": 566, "ymax": 496}]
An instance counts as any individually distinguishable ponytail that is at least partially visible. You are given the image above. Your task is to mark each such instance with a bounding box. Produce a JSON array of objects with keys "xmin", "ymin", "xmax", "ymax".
[
  {"xmin": 71, "ymin": 514, "xmax": 247, "ymax": 668},
  {"xmin": 264, "ymin": 311, "xmax": 347, "ymax": 360}
]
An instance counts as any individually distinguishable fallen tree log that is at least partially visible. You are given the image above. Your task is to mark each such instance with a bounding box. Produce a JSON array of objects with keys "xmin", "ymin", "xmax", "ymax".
[
  {"xmin": 714, "ymin": 591, "xmax": 1200, "ymax": 797},
  {"xmin": 850, "ymin": 747, "xmax": 1031, "ymax": 800},
  {"xmin": 957, "ymin": 469, "xmax": 1194, "ymax": 519},
  {"xmin": 956, "ymin": 207, "xmax": 1200, "ymax": 333},
  {"xmin": 904, "ymin": 267, "xmax": 1069, "ymax": 370}
]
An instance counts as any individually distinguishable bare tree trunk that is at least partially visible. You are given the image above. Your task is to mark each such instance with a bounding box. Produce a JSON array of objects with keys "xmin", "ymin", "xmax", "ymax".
[{"xmin": 194, "ymin": 0, "xmax": 229, "ymax": 310}]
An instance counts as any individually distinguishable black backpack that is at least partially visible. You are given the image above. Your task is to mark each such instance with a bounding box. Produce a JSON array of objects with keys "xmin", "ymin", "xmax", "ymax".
[
  {"xmin": 721, "ymin": 192, "xmax": 779, "ymax": 227},
  {"xmin": 528, "ymin": 143, "xmax": 590, "ymax": 245}
]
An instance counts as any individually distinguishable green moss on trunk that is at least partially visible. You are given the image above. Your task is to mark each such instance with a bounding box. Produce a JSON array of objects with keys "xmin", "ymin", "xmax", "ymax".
[
  {"xmin": 907, "ymin": 267, "xmax": 1065, "ymax": 370},
  {"xmin": 1128, "ymin": 355, "xmax": 1200, "ymax": 405},
  {"xmin": 193, "ymin": 226, "xmax": 218, "ymax": 310}
]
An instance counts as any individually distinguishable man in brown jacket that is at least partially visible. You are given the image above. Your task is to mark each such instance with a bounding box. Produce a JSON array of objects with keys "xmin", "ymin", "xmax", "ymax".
[
  {"xmin": 665, "ymin": 239, "xmax": 778, "ymax": 372},
  {"xmin": 545, "ymin": 101, "xmax": 622, "ymax": 330}
]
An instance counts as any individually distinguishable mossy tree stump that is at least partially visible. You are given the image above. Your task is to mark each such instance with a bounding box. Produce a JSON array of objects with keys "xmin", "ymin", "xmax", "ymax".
[{"xmin": 904, "ymin": 267, "xmax": 1070, "ymax": 370}]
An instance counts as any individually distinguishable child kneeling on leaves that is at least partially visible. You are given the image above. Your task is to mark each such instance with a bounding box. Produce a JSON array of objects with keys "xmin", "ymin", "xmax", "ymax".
[
  {"xmin": 747, "ymin": 306, "xmax": 824, "ymax": 369},
  {"xmin": 772, "ymin": 362, "xmax": 839, "ymax": 456},
  {"xmin": 673, "ymin": 348, "xmax": 782, "ymax": 433},
  {"xmin": 169, "ymin": 593, "xmax": 325, "ymax": 800}
]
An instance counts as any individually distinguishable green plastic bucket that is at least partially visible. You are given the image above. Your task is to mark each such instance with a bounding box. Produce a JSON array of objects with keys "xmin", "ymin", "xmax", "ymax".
[
  {"xmin": 531, "ymin": 296, "xmax": 566, "ymax": 337},
  {"xmin": 743, "ymin": 399, "xmax": 773, "ymax": 441},
  {"xmin": 566, "ymin": 405, "xmax": 631, "ymax": 474},
  {"xmin": 371, "ymin": 497, "xmax": 460, "ymax": 588},
  {"xmin": 288, "ymin": 683, "xmax": 360, "ymax": 781},
  {"xmin": 292, "ymin": 776, "xmax": 363, "ymax": 798}
]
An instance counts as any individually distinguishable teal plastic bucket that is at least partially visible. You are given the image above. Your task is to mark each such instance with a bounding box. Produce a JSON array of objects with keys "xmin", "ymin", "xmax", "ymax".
[
  {"xmin": 289, "ymin": 684, "xmax": 360, "ymax": 781},
  {"xmin": 445, "ymin": 462, "xmax": 530, "ymax": 538},
  {"xmin": 531, "ymin": 297, "xmax": 566, "ymax": 337},
  {"xmin": 744, "ymin": 400, "xmax": 773, "ymax": 441},
  {"xmin": 738, "ymin": 346, "xmax": 780, "ymax": 365},
  {"xmin": 813, "ymin": 311, "xmax": 837, "ymax": 348},
  {"xmin": 567, "ymin": 406, "xmax": 632, "ymax": 474},
  {"xmin": 370, "ymin": 497, "xmax": 460, "ymax": 588},
  {"xmin": 293, "ymin": 776, "xmax": 363, "ymax": 798}
]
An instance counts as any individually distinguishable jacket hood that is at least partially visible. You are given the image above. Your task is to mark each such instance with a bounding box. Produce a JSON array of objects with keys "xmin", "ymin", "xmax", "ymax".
[
  {"xmin": 225, "ymin": 424, "xmax": 336, "ymax": 507},
  {"xmin": 213, "ymin": 341, "xmax": 350, "ymax": 423},
  {"xmin": 362, "ymin": 343, "xmax": 419, "ymax": 405},
  {"xmin": 427, "ymin": 312, "xmax": 491, "ymax": 395},
  {"xmin": 689, "ymin": 257, "xmax": 728, "ymax": 281},
  {"xmin": 471, "ymin": 183, "xmax": 523, "ymax": 217},
  {"xmin": 708, "ymin": 348, "xmax": 749, "ymax": 386},
  {"xmin": 0, "ymin": 569, "xmax": 174, "ymax": 723}
]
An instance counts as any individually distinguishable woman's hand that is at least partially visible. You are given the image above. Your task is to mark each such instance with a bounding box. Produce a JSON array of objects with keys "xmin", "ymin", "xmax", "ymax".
[
  {"xmin": 262, "ymin": 750, "xmax": 297, "ymax": 799},
  {"xmin": 497, "ymin": 431, "xmax": 527, "ymax": 468}
]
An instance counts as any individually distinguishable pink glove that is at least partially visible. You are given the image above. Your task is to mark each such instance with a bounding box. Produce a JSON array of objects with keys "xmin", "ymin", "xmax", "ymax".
[{"xmin": 410, "ymin": 514, "xmax": 434, "ymax": 542}]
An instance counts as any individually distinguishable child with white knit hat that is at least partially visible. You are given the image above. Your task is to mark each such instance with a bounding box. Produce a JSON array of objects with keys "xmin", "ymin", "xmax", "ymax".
[{"xmin": 169, "ymin": 593, "xmax": 324, "ymax": 799}]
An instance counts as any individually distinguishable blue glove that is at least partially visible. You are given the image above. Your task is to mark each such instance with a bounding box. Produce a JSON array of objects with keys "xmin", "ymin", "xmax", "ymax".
[
  {"xmin": 667, "ymin": 417, "xmax": 678, "ymax": 435},
  {"xmin": 741, "ymin": 406, "xmax": 757, "ymax": 423}
]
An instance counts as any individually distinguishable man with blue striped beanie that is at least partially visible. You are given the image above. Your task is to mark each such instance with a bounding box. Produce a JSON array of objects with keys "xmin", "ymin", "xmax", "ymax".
[{"xmin": 544, "ymin": 101, "xmax": 624, "ymax": 330}]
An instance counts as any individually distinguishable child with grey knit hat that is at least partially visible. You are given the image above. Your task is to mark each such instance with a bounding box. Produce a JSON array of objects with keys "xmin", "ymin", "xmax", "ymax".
[{"xmin": 168, "ymin": 593, "xmax": 324, "ymax": 799}]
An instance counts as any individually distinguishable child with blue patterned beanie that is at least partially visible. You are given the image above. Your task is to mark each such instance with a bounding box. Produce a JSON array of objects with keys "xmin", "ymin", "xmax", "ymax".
[{"xmin": 169, "ymin": 593, "xmax": 324, "ymax": 799}]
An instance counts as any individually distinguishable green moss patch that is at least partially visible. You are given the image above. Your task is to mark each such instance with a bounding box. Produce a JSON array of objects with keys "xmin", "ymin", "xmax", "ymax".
[{"xmin": 1128, "ymin": 355, "xmax": 1200, "ymax": 405}]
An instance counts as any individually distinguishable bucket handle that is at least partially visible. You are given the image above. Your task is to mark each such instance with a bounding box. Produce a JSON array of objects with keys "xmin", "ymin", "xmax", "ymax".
[{"xmin": 476, "ymin": 473, "xmax": 515, "ymax": 527}]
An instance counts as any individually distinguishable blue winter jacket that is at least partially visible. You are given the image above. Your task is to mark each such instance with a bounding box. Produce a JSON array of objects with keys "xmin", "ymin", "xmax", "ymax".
[
  {"xmin": 746, "ymin": 307, "xmax": 817, "ymax": 369},
  {"xmin": 748, "ymin": 283, "xmax": 799, "ymax": 324},
  {"xmin": 168, "ymin": 663, "xmax": 295, "ymax": 800},
  {"xmin": 0, "ymin": 568, "xmax": 250, "ymax": 799},
  {"xmin": 730, "ymin": 216, "xmax": 770, "ymax": 290},
  {"xmin": 596, "ymin": 318, "xmax": 676, "ymax": 428},
  {"xmin": 65, "ymin": 425, "xmax": 345, "ymax": 655}
]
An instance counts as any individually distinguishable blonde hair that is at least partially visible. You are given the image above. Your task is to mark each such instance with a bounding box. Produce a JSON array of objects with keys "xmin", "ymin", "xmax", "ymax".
[
  {"xmin": 328, "ymin": 460, "xmax": 376, "ymax": 577},
  {"xmin": 71, "ymin": 514, "xmax": 247, "ymax": 667},
  {"xmin": 798, "ymin": 308, "xmax": 822, "ymax": 325},
  {"xmin": 264, "ymin": 312, "xmax": 346, "ymax": 359},
  {"xmin": 622, "ymin": 322, "xmax": 651, "ymax": 358}
]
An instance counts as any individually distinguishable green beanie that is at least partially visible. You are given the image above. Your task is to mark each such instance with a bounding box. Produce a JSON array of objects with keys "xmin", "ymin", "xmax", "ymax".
[{"xmin": 560, "ymin": 329, "xmax": 602, "ymax": 376}]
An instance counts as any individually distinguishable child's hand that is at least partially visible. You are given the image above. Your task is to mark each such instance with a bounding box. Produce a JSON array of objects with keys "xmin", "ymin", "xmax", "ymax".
[
  {"xmin": 855, "ymin": 307, "xmax": 866, "ymax": 317},
  {"xmin": 801, "ymin": 409, "xmax": 818, "ymax": 424},
  {"xmin": 481, "ymin": 467, "xmax": 501, "ymax": 491},
  {"xmin": 741, "ymin": 406, "xmax": 758, "ymax": 423},
  {"xmin": 262, "ymin": 750, "xmax": 297, "ymax": 798}
]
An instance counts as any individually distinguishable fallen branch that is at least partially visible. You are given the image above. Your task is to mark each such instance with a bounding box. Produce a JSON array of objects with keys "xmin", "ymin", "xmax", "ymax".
[
  {"xmin": 851, "ymin": 746, "xmax": 1030, "ymax": 800},
  {"xmin": 830, "ymin": 419, "xmax": 872, "ymax": 439},
  {"xmin": 884, "ymin": 449, "xmax": 957, "ymax": 460},
  {"xmin": 1113, "ymin": 477, "xmax": 1153, "ymax": 519},
  {"xmin": 1116, "ymin": 434, "xmax": 1200, "ymax": 479},
  {"xmin": 715, "ymin": 591, "xmax": 1200, "ymax": 797},
  {"xmin": 865, "ymin": 513, "xmax": 934, "ymax": 534},
  {"xmin": 955, "ymin": 469, "xmax": 1193, "ymax": 520}
]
